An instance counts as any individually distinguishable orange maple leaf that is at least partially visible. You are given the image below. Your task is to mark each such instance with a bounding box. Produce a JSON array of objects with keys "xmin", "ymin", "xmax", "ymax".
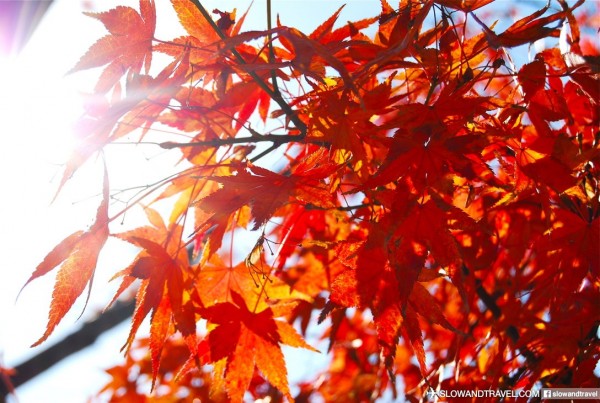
[
  {"xmin": 109, "ymin": 209, "xmax": 199, "ymax": 387},
  {"xmin": 70, "ymin": 0, "xmax": 156, "ymax": 92},
  {"xmin": 196, "ymin": 256, "xmax": 310, "ymax": 313},
  {"xmin": 22, "ymin": 166, "xmax": 109, "ymax": 347},
  {"xmin": 172, "ymin": 0, "xmax": 220, "ymax": 44},
  {"xmin": 180, "ymin": 292, "xmax": 317, "ymax": 402}
]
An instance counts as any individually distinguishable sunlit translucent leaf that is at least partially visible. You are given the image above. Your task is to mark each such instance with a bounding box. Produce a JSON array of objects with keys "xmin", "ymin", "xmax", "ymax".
[{"xmin": 26, "ymin": 167, "xmax": 109, "ymax": 346}]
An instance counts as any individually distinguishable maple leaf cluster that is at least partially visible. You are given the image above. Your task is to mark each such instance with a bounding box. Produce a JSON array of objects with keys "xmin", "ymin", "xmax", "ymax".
[{"xmin": 23, "ymin": 0, "xmax": 599, "ymax": 401}]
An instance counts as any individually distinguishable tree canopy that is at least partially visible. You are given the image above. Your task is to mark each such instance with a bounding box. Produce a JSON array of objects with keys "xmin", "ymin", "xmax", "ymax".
[{"xmin": 16, "ymin": 0, "xmax": 600, "ymax": 401}]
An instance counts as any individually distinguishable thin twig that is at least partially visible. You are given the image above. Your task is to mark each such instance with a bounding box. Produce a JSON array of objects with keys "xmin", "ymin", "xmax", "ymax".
[
  {"xmin": 188, "ymin": 0, "xmax": 306, "ymax": 136},
  {"xmin": 266, "ymin": 0, "xmax": 281, "ymax": 99}
]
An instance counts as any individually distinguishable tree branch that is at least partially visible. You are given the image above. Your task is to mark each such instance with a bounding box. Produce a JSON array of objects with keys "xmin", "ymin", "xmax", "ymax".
[
  {"xmin": 0, "ymin": 299, "xmax": 135, "ymax": 400},
  {"xmin": 160, "ymin": 133, "xmax": 304, "ymax": 149}
]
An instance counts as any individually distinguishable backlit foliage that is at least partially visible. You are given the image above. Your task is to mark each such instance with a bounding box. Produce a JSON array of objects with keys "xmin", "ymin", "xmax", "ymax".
[{"xmin": 24, "ymin": 0, "xmax": 599, "ymax": 401}]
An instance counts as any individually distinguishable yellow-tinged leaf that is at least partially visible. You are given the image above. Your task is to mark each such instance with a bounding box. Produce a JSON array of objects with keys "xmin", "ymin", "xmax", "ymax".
[
  {"xmin": 171, "ymin": 0, "xmax": 220, "ymax": 44},
  {"xmin": 276, "ymin": 320, "xmax": 319, "ymax": 352},
  {"xmin": 477, "ymin": 338, "xmax": 500, "ymax": 374},
  {"xmin": 144, "ymin": 206, "xmax": 166, "ymax": 230},
  {"xmin": 224, "ymin": 325, "xmax": 256, "ymax": 402},
  {"xmin": 254, "ymin": 333, "xmax": 293, "ymax": 401},
  {"xmin": 197, "ymin": 259, "xmax": 309, "ymax": 311},
  {"xmin": 210, "ymin": 358, "xmax": 227, "ymax": 400},
  {"xmin": 299, "ymin": 239, "xmax": 332, "ymax": 249}
]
